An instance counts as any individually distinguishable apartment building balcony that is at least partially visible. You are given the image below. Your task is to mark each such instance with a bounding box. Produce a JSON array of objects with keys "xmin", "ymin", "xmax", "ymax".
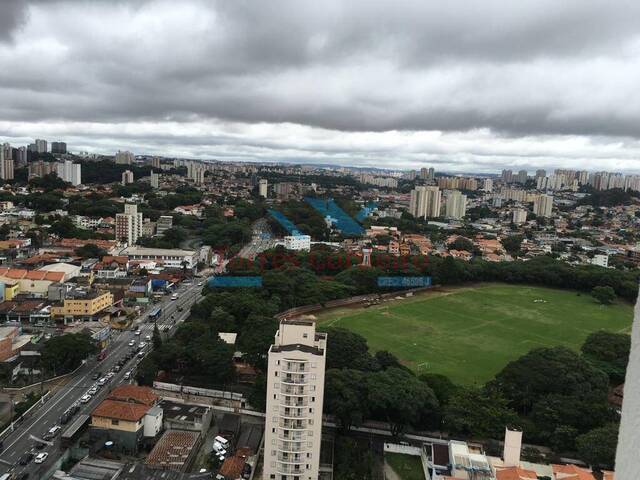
[
  {"xmin": 276, "ymin": 463, "xmax": 304, "ymax": 475},
  {"xmin": 279, "ymin": 407, "xmax": 307, "ymax": 418},
  {"xmin": 280, "ymin": 398, "xmax": 308, "ymax": 407},
  {"xmin": 279, "ymin": 418, "xmax": 307, "ymax": 430},
  {"xmin": 281, "ymin": 385, "xmax": 309, "ymax": 396},
  {"xmin": 278, "ymin": 441, "xmax": 306, "ymax": 453},
  {"xmin": 280, "ymin": 373, "xmax": 309, "ymax": 385},
  {"xmin": 281, "ymin": 361, "xmax": 308, "ymax": 373},
  {"xmin": 277, "ymin": 431, "xmax": 305, "ymax": 442},
  {"xmin": 277, "ymin": 452, "xmax": 304, "ymax": 463}
]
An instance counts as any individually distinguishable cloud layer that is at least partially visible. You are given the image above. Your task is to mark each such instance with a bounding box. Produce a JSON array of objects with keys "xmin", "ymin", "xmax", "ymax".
[{"xmin": 1, "ymin": 0, "xmax": 639, "ymax": 173}]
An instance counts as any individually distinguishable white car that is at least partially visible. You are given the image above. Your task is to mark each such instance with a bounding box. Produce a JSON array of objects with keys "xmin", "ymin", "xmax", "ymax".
[
  {"xmin": 97, "ymin": 377, "xmax": 108, "ymax": 386},
  {"xmin": 138, "ymin": 342, "xmax": 146, "ymax": 349},
  {"xmin": 48, "ymin": 425, "xmax": 61, "ymax": 436},
  {"xmin": 145, "ymin": 335, "xmax": 151, "ymax": 341},
  {"xmin": 128, "ymin": 340, "xmax": 136, "ymax": 346},
  {"xmin": 134, "ymin": 330, "xmax": 141, "ymax": 336},
  {"xmin": 80, "ymin": 394, "xmax": 91, "ymax": 403},
  {"xmin": 124, "ymin": 371, "xmax": 132, "ymax": 379},
  {"xmin": 89, "ymin": 386, "xmax": 98, "ymax": 395},
  {"xmin": 34, "ymin": 452, "xmax": 48, "ymax": 463}
]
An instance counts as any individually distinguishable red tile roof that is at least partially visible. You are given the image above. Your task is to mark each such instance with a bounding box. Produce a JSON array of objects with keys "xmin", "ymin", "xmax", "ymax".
[
  {"xmin": 92, "ymin": 399, "xmax": 149, "ymax": 422},
  {"xmin": 145, "ymin": 430, "xmax": 200, "ymax": 471},
  {"xmin": 107, "ymin": 385, "xmax": 158, "ymax": 406},
  {"xmin": 552, "ymin": 464, "xmax": 596, "ymax": 480},
  {"xmin": 219, "ymin": 447, "xmax": 252, "ymax": 478},
  {"xmin": 0, "ymin": 268, "xmax": 65, "ymax": 282},
  {"xmin": 496, "ymin": 466, "xmax": 538, "ymax": 480}
]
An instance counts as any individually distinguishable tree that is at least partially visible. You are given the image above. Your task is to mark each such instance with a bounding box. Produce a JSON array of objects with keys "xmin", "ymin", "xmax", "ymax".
[
  {"xmin": 152, "ymin": 323, "xmax": 162, "ymax": 350},
  {"xmin": 591, "ymin": 286, "xmax": 616, "ymax": 305},
  {"xmin": 366, "ymin": 367, "xmax": 439, "ymax": 437},
  {"xmin": 489, "ymin": 347, "xmax": 609, "ymax": 414},
  {"xmin": 41, "ymin": 333, "xmax": 98, "ymax": 376},
  {"xmin": 324, "ymin": 369, "xmax": 369, "ymax": 431},
  {"xmin": 75, "ymin": 243, "xmax": 107, "ymax": 259},
  {"xmin": 501, "ymin": 235, "xmax": 524, "ymax": 256},
  {"xmin": 419, "ymin": 373, "xmax": 459, "ymax": 406},
  {"xmin": 576, "ymin": 423, "xmax": 619, "ymax": 469},
  {"xmin": 323, "ymin": 327, "xmax": 373, "ymax": 371},
  {"xmin": 237, "ymin": 315, "xmax": 278, "ymax": 370},
  {"xmin": 581, "ymin": 330, "xmax": 630, "ymax": 384},
  {"xmin": 444, "ymin": 387, "xmax": 521, "ymax": 439}
]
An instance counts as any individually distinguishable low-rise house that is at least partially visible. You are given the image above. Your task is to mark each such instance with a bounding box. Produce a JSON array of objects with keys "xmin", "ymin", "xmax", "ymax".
[
  {"xmin": 0, "ymin": 268, "xmax": 65, "ymax": 295},
  {"xmin": 90, "ymin": 385, "xmax": 160, "ymax": 453},
  {"xmin": 159, "ymin": 400, "xmax": 212, "ymax": 433},
  {"xmin": 552, "ymin": 464, "xmax": 596, "ymax": 480}
]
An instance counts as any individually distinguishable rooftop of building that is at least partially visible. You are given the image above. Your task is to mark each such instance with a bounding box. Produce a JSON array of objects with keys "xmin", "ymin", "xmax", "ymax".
[
  {"xmin": 145, "ymin": 430, "xmax": 200, "ymax": 471},
  {"xmin": 159, "ymin": 399, "xmax": 210, "ymax": 423},
  {"xmin": 108, "ymin": 384, "xmax": 158, "ymax": 406},
  {"xmin": 119, "ymin": 246, "xmax": 196, "ymax": 256},
  {"xmin": 92, "ymin": 399, "xmax": 150, "ymax": 422},
  {"xmin": 0, "ymin": 267, "xmax": 65, "ymax": 282}
]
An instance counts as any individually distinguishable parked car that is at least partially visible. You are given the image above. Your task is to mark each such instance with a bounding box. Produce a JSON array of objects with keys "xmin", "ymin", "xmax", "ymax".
[
  {"xmin": 80, "ymin": 394, "xmax": 91, "ymax": 403},
  {"xmin": 124, "ymin": 371, "xmax": 132, "ymax": 380},
  {"xmin": 34, "ymin": 452, "xmax": 48, "ymax": 464},
  {"xmin": 128, "ymin": 340, "xmax": 136, "ymax": 347},
  {"xmin": 97, "ymin": 377, "xmax": 108, "ymax": 386}
]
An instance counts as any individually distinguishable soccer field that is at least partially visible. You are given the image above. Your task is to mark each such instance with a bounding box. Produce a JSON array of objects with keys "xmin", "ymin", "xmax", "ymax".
[{"xmin": 316, "ymin": 284, "xmax": 634, "ymax": 385}]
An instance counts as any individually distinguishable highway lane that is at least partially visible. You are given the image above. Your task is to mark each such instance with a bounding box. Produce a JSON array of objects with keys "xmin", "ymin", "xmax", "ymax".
[{"xmin": 0, "ymin": 281, "xmax": 205, "ymax": 478}]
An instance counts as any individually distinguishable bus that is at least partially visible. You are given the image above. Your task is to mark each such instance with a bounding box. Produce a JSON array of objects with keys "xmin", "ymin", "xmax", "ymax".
[{"xmin": 148, "ymin": 306, "xmax": 162, "ymax": 323}]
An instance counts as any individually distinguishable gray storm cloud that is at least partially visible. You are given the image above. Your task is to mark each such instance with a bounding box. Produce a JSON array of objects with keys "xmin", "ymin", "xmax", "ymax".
[{"xmin": 0, "ymin": 0, "xmax": 639, "ymax": 172}]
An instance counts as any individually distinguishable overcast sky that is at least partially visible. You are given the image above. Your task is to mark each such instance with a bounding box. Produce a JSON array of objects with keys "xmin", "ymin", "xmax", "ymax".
[{"xmin": 1, "ymin": 0, "xmax": 640, "ymax": 173}]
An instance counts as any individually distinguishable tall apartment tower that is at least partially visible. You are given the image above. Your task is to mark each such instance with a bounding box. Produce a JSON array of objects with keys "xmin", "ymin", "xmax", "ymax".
[
  {"xmin": 259, "ymin": 179, "xmax": 268, "ymax": 198},
  {"xmin": 115, "ymin": 150, "xmax": 134, "ymax": 165},
  {"xmin": 409, "ymin": 186, "xmax": 441, "ymax": 219},
  {"xmin": 533, "ymin": 194, "xmax": 553, "ymax": 218},
  {"xmin": 115, "ymin": 204, "xmax": 143, "ymax": 245},
  {"xmin": 0, "ymin": 146, "xmax": 14, "ymax": 181},
  {"xmin": 263, "ymin": 319, "xmax": 327, "ymax": 480},
  {"xmin": 150, "ymin": 171, "xmax": 160, "ymax": 188},
  {"xmin": 445, "ymin": 190, "xmax": 467, "ymax": 219},
  {"xmin": 121, "ymin": 170, "xmax": 134, "ymax": 186},
  {"xmin": 51, "ymin": 142, "xmax": 67, "ymax": 154},
  {"xmin": 55, "ymin": 160, "xmax": 81, "ymax": 186},
  {"xmin": 35, "ymin": 139, "xmax": 48, "ymax": 153}
]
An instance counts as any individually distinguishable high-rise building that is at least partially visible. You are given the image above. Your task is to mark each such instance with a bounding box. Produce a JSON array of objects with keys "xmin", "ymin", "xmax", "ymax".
[
  {"xmin": 263, "ymin": 319, "xmax": 327, "ymax": 480},
  {"xmin": 259, "ymin": 178, "xmax": 268, "ymax": 198},
  {"xmin": 16, "ymin": 146, "xmax": 27, "ymax": 166},
  {"xmin": 516, "ymin": 170, "xmax": 528, "ymax": 184},
  {"xmin": 115, "ymin": 204, "xmax": 143, "ymax": 245},
  {"xmin": 482, "ymin": 178, "xmax": 493, "ymax": 192},
  {"xmin": 51, "ymin": 142, "xmax": 67, "ymax": 154},
  {"xmin": 535, "ymin": 169, "xmax": 546, "ymax": 178},
  {"xmin": 445, "ymin": 190, "xmax": 467, "ymax": 219},
  {"xmin": 151, "ymin": 157, "xmax": 161, "ymax": 169},
  {"xmin": 533, "ymin": 194, "xmax": 553, "ymax": 218},
  {"xmin": 115, "ymin": 150, "xmax": 135, "ymax": 165},
  {"xmin": 35, "ymin": 139, "xmax": 48, "ymax": 153},
  {"xmin": 156, "ymin": 215, "xmax": 173, "ymax": 235},
  {"xmin": 56, "ymin": 160, "xmax": 81, "ymax": 186},
  {"xmin": 150, "ymin": 171, "xmax": 160, "ymax": 189},
  {"xmin": 409, "ymin": 186, "xmax": 441, "ymax": 219},
  {"xmin": 419, "ymin": 167, "xmax": 435, "ymax": 181},
  {"xmin": 0, "ymin": 146, "xmax": 14, "ymax": 181},
  {"xmin": 409, "ymin": 186, "xmax": 442, "ymax": 218},
  {"xmin": 28, "ymin": 160, "xmax": 57, "ymax": 179},
  {"xmin": 121, "ymin": 170, "xmax": 134, "ymax": 186},
  {"xmin": 501, "ymin": 169, "xmax": 513, "ymax": 183},
  {"xmin": 512, "ymin": 208, "xmax": 527, "ymax": 224}
]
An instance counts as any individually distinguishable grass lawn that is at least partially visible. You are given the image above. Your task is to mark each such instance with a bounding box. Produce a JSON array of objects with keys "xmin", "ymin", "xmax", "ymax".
[
  {"xmin": 385, "ymin": 453, "xmax": 425, "ymax": 480},
  {"xmin": 316, "ymin": 284, "xmax": 634, "ymax": 385}
]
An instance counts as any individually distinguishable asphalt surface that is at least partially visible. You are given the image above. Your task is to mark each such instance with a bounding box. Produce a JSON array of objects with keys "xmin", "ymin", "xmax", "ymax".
[
  {"xmin": 237, "ymin": 218, "xmax": 274, "ymax": 260},
  {"xmin": 0, "ymin": 280, "xmax": 206, "ymax": 478}
]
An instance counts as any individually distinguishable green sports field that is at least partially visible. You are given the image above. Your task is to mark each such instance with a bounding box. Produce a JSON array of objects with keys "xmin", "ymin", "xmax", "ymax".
[{"xmin": 316, "ymin": 284, "xmax": 634, "ymax": 385}]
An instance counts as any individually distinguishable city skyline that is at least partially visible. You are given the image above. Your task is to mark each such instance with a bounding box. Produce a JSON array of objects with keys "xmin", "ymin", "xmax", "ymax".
[{"xmin": 1, "ymin": 1, "xmax": 640, "ymax": 173}]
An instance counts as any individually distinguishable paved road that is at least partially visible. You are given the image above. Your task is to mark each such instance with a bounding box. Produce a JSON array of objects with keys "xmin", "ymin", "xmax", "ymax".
[
  {"xmin": 237, "ymin": 218, "xmax": 274, "ymax": 260},
  {"xmin": 0, "ymin": 281, "xmax": 205, "ymax": 478}
]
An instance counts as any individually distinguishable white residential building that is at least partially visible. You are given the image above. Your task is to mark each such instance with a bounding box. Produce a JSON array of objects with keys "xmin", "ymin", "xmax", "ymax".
[
  {"xmin": 259, "ymin": 178, "xmax": 268, "ymax": 198},
  {"xmin": 156, "ymin": 215, "xmax": 173, "ymax": 235},
  {"xmin": 150, "ymin": 171, "xmax": 160, "ymax": 188},
  {"xmin": 284, "ymin": 235, "xmax": 311, "ymax": 251},
  {"xmin": 591, "ymin": 254, "xmax": 609, "ymax": 268},
  {"xmin": 119, "ymin": 246, "xmax": 197, "ymax": 269},
  {"xmin": 264, "ymin": 319, "xmax": 327, "ymax": 480},
  {"xmin": 56, "ymin": 160, "xmax": 81, "ymax": 186},
  {"xmin": 445, "ymin": 190, "xmax": 467, "ymax": 219},
  {"xmin": 409, "ymin": 186, "xmax": 441, "ymax": 218},
  {"xmin": 115, "ymin": 150, "xmax": 135, "ymax": 165},
  {"xmin": 115, "ymin": 204, "xmax": 143, "ymax": 245},
  {"xmin": 121, "ymin": 170, "xmax": 134, "ymax": 185},
  {"xmin": 533, "ymin": 194, "xmax": 553, "ymax": 218},
  {"xmin": 512, "ymin": 208, "xmax": 527, "ymax": 224}
]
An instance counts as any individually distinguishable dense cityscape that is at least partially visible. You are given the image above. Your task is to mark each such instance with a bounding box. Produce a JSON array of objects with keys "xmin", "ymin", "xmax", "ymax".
[{"xmin": 0, "ymin": 138, "xmax": 633, "ymax": 480}]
